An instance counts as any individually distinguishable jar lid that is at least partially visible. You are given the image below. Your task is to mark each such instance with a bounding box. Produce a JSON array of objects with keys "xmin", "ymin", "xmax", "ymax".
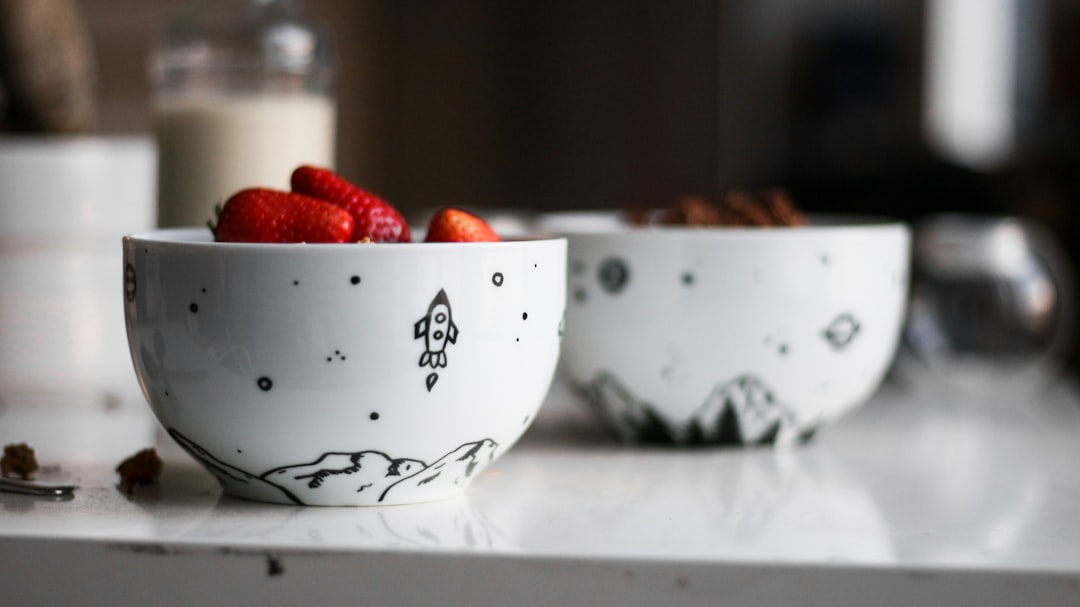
[{"xmin": 150, "ymin": 0, "xmax": 334, "ymax": 76}]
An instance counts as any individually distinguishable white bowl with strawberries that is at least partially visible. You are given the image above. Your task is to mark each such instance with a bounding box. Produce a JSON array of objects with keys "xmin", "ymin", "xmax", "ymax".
[{"xmin": 123, "ymin": 167, "xmax": 566, "ymax": 506}]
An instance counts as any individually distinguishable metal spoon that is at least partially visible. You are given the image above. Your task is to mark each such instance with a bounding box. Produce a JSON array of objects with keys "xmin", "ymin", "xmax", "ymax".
[{"xmin": 0, "ymin": 476, "xmax": 78, "ymax": 497}]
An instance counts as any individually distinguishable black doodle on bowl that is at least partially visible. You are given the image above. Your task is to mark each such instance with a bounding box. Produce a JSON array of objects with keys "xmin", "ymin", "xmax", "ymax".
[
  {"xmin": 597, "ymin": 257, "xmax": 630, "ymax": 294},
  {"xmin": 124, "ymin": 262, "xmax": 136, "ymax": 302},
  {"xmin": 415, "ymin": 289, "xmax": 459, "ymax": 392},
  {"xmin": 763, "ymin": 334, "xmax": 791, "ymax": 357},
  {"xmin": 167, "ymin": 429, "xmax": 498, "ymax": 506},
  {"xmin": 822, "ymin": 313, "xmax": 861, "ymax": 350},
  {"xmin": 579, "ymin": 371, "xmax": 815, "ymax": 446}
]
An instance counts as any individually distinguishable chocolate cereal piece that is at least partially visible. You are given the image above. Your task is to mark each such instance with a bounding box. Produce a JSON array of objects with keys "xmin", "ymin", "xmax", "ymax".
[
  {"xmin": 721, "ymin": 190, "xmax": 774, "ymax": 226},
  {"xmin": 759, "ymin": 188, "xmax": 806, "ymax": 227},
  {"xmin": 658, "ymin": 195, "xmax": 726, "ymax": 226},
  {"xmin": 642, "ymin": 188, "xmax": 806, "ymax": 228},
  {"xmin": 1, "ymin": 442, "xmax": 39, "ymax": 480},
  {"xmin": 622, "ymin": 207, "xmax": 654, "ymax": 226},
  {"xmin": 116, "ymin": 448, "xmax": 163, "ymax": 494}
]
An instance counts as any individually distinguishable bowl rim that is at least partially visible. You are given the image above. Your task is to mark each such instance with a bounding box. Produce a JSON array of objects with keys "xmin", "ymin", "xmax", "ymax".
[
  {"xmin": 124, "ymin": 227, "xmax": 567, "ymax": 250},
  {"xmin": 537, "ymin": 211, "xmax": 909, "ymax": 237}
]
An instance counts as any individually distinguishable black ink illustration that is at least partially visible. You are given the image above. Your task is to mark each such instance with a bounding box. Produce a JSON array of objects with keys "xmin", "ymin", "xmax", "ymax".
[
  {"xmin": 822, "ymin": 313, "xmax": 861, "ymax": 350},
  {"xmin": 580, "ymin": 372, "xmax": 814, "ymax": 446},
  {"xmin": 597, "ymin": 257, "xmax": 630, "ymax": 294},
  {"xmin": 492, "ymin": 272, "xmax": 504, "ymax": 286},
  {"xmin": 415, "ymin": 289, "xmax": 458, "ymax": 368},
  {"xmin": 265, "ymin": 451, "xmax": 427, "ymax": 501},
  {"xmin": 688, "ymin": 375, "xmax": 798, "ymax": 444},
  {"xmin": 582, "ymin": 372, "xmax": 676, "ymax": 443},
  {"xmin": 415, "ymin": 289, "xmax": 459, "ymax": 391},
  {"xmin": 168, "ymin": 429, "xmax": 499, "ymax": 506},
  {"xmin": 763, "ymin": 334, "xmax": 790, "ymax": 357},
  {"xmin": 124, "ymin": 262, "xmax": 136, "ymax": 302}
]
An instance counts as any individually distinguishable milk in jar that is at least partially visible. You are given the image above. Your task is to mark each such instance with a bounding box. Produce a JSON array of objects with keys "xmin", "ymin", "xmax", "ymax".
[
  {"xmin": 150, "ymin": 0, "xmax": 336, "ymax": 228},
  {"xmin": 155, "ymin": 92, "xmax": 335, "ymax": 227}
]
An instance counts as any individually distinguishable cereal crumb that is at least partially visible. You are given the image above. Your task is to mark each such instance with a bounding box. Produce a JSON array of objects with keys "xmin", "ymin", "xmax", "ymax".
[
  {"xmin": 635, "ymin": 188, "xmax": 806, "ymax": 228},
  {"xmin": 1, "ymin": 442, "xmax": 39, "ymax": 480},
  {"xmin": 116, "ymin": 448, "xmax": 163, "ymax": 494}
]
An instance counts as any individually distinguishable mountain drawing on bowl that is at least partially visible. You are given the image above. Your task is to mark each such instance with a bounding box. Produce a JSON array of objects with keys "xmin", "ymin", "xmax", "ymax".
[
  {"xmin": 168, "ymin": 429, "xmax": 498, "ymax": 505},
  {"xmin": 579, "ymin": 372, "xmax": 819, "ymax": 446}
]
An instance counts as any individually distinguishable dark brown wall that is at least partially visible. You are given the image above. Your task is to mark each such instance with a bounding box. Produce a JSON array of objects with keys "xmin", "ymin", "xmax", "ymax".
[
  {"xmin": 79, "ymin": 1, "xmax": 727, "ymax": 217},
  {"xmin": 79, "ymin": 1, "xmax": 1030, "ymax": 221}
]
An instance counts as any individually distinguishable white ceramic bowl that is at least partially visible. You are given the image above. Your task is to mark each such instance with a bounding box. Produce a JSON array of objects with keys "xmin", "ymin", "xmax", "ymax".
[
  {"xmin": 543, "ymin": 212, "xmax": 910, "ymax": 446},
  {"xmin": 123, "ymin": 229, "xmax": 566, "ymax": 505}
]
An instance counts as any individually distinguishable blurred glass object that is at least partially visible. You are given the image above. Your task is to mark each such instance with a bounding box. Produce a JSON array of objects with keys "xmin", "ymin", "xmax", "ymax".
[
  {"xmin": 896, "ymin": 214, "xmax": 1075, "ymax": 398},
  {"xmin": 924, "ymin": 0, "xmax": 1047, "ymax": 171},
  {"xmin": 150, "ymin": 0, "xmax": 336, "ymax": 228}
]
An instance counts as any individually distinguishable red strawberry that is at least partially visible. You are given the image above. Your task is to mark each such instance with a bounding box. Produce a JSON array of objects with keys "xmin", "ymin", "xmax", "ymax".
[
  {"xmin": 290, "ymin": 165, "xmax": 411, "ymax": 243},
  {"xmin": 424, "ymin": 207, "xmax": 501, "ymax": 243},
  {"xmin": 212, "ymin": 188, "xmax": 354, "ymax": 243}
]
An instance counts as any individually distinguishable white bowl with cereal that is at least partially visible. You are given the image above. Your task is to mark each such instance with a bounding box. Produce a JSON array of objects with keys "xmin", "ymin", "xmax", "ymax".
[{"xmin": 542, "ymin": 197, "xmax": 910, "ymax": 447}]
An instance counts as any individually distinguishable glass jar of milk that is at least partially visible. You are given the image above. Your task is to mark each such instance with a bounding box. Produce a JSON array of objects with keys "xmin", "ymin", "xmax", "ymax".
[{"xmin": 150, "ymin": 0, "xmax": 336, "ymax": 228}]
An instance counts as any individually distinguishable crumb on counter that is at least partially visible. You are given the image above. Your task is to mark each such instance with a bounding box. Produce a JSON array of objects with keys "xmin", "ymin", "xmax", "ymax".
[
  {"xmin": 116, "ymin": 448, "xmax": 163, "ymax": 494},
  {"xmin": 1, "ymin": 442, "xmax": 39, "ymax": 480}
]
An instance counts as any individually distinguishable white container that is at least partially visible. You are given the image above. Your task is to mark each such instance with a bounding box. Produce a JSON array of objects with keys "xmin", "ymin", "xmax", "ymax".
[{"xmin": 0, "ymin": 136, "xmax": 157, "ymax": 407}]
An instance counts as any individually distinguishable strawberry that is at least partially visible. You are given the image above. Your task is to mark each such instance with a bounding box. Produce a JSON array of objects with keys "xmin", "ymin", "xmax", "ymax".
[
  {"xmin": 212, "ymin": 188, "xmax": 354, "ymax": 243},
  {"xmin": 424, "ymin": 207, "xmax": 501, "ymax": 243},
  {"xmin": 290, "ymin": 165, "xmax": 411, "ymax": 243}
]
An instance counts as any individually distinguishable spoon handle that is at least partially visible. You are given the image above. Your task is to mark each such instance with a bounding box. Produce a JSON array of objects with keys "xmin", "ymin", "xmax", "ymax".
[{"xmin": 0, "ymin": 476, "xmax": 77, "ymax": 496}]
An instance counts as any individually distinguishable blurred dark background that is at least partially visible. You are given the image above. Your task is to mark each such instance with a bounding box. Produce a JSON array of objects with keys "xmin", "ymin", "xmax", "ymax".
[{"xmin": 81, "ymin": 0, "xmax": 1080, "ymax": 233}]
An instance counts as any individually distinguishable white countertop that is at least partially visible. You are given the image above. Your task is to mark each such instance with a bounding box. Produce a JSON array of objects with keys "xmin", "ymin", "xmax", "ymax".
[{"xmin": 3, "ymin": 378, "xmax": 1080, "ymax": 606}]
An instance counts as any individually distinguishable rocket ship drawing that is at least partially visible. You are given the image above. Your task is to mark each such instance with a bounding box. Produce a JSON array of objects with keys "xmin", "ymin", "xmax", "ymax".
[{"xmin": 415, "ymin": 289, "xmax": 459, "ymax": 369}]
